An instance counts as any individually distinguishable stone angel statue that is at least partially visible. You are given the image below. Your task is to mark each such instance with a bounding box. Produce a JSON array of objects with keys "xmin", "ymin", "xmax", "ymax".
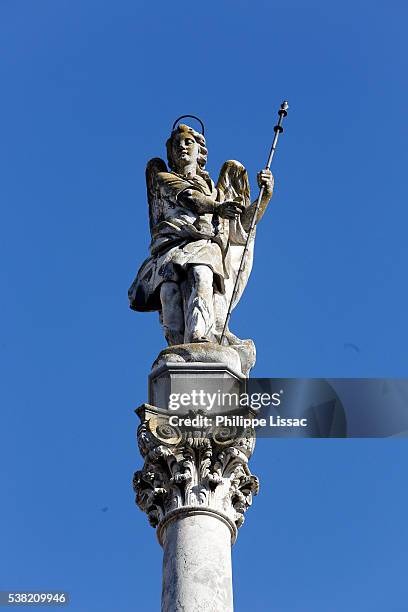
[{"xmin": 128, "ymin": 120, "xmax": 274, "ymax": 375}]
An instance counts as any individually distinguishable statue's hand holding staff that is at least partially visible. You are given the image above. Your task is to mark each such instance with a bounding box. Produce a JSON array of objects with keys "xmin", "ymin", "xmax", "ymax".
[
  {"xmin": 219, "ymin": 170, "xmax": 273, "ymax": 220},
  {"xmin": 257, "ymin": 168, "xmax": 274, "ymax": 195}
]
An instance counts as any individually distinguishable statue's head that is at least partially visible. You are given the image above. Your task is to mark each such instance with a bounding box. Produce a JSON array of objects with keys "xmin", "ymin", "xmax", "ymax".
[{"xmin": 166, "ymin": 124, "xmax": 208, "ymax": 175}]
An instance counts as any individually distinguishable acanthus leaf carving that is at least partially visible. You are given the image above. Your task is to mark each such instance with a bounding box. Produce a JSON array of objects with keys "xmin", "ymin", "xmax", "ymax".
[{"xmin": 133, "ymin": 404, "xmax": 259, "ymax": 532}]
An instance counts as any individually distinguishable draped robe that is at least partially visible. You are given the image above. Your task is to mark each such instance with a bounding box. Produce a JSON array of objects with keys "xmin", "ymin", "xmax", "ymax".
[{"xmin": 128, "ymin": 164, "xmax": 255, "ymax": 325}]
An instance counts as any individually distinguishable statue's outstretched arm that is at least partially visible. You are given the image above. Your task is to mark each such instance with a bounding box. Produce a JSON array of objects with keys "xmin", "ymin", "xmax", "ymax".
[
  {"xmin": 177, "ymin": 189, "xmax": 216, "ymax": 214},
  {"xmin": 178, "ymin": 189, "xmax": 244, "ymax": 219}
]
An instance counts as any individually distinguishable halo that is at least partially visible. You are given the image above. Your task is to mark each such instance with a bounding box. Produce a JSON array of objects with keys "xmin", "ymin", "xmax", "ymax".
[{"xmin": 171, "ymin": 115, "xmax": 205, "ymax": 136}]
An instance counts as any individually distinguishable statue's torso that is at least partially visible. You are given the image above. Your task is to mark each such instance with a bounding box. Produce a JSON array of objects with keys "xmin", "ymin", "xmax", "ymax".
[{"xmin": 150, "ymin": 171, "xmax": 226, "ymax": 253}]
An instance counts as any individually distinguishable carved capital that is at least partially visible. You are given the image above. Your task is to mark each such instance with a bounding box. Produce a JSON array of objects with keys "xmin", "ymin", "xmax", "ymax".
[{"xmin": 133, "ymin": 404, "xmax": 259, "ymax": 543}]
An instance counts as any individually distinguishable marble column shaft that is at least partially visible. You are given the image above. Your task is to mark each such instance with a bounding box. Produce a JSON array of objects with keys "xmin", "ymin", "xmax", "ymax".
[{"xmin": 133, "ymin": 367, "xmax": 259, "ymax": 611}]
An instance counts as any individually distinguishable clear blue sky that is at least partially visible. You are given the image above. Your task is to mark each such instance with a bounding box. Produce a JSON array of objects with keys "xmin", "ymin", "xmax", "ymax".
[{"xmin": 1, "ymin": 1, "xmax": 407, "ymax": 610}]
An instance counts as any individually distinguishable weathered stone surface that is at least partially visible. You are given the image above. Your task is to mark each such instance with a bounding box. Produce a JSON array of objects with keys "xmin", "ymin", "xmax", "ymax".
[
  {"xmin": 133, "ymin": 403, "xmax": 259, "ymax": 533},
  {"xmin": 151, "ymin": 339, "xmax": 256, "ymax": 378},
  {"xmin": 153, "ymin": 342, "xmax": 241, "ymax": 373},
  {"xmin": 128, "ymin": 119, "xmax": 272, "ymax": 610},
  {"xmin": 134, "ymin": 365, "xmax": 261, "ymax": 612},
  {"xmin": 128, "ymin": 122, "xmax": 274, "ymax": 376},
  {"xmin": 133, "ymin": 401, "xmax": 259, "ymax": 610},
  {"xmin": 149, "ymin": 361, "xmax": 243, "ymax": 411},
  {"xmin": 161, "ymin": 513, "xmax": 233, "ymax": 612}
]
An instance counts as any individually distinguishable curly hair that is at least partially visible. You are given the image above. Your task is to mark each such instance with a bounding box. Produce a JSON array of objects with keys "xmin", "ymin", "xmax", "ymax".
[{"xmin": 166, "ymin": 124, "xmax": 210, "ymax": 181}]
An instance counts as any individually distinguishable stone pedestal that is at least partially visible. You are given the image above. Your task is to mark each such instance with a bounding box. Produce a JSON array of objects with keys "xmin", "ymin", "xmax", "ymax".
[
  {"xmin": 134, "ymin": 363, "xmax": 258, "ymax": 612},
  {"xmin": 149, "ymin": 361, "xmax": 244, "ymax": 411}
]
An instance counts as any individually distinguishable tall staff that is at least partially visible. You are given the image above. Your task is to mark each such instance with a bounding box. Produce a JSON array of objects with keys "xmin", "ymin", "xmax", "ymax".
[{"xmin": 219, "ymin": 100, "xmax": 289, "ymax": 345}]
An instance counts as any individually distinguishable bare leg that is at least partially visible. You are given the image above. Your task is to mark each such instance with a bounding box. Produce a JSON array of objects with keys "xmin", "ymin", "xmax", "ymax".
[
  {"xmin": 184, "ymin": 265, "xmax": 215, "ymax": 343},
  {"xmin": 160, "ymin": 281, "xmax": 184, "ymax": 345}
]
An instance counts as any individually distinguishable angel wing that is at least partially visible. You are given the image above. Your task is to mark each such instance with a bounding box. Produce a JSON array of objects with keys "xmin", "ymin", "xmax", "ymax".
[
  {"xmin": 127, "ymin": 158, "xmax": 167, "ymax": 313},
  {"xmin": 213, "ymin": 160, "xmax": 257, "ymax": 355},
  {"xmin": 216, "ymin": 159, "xmax": 250, "ymax": 209},
  {"xmin": 146, "ymin": 157, "xmax": 168, "ymax": 232}
]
